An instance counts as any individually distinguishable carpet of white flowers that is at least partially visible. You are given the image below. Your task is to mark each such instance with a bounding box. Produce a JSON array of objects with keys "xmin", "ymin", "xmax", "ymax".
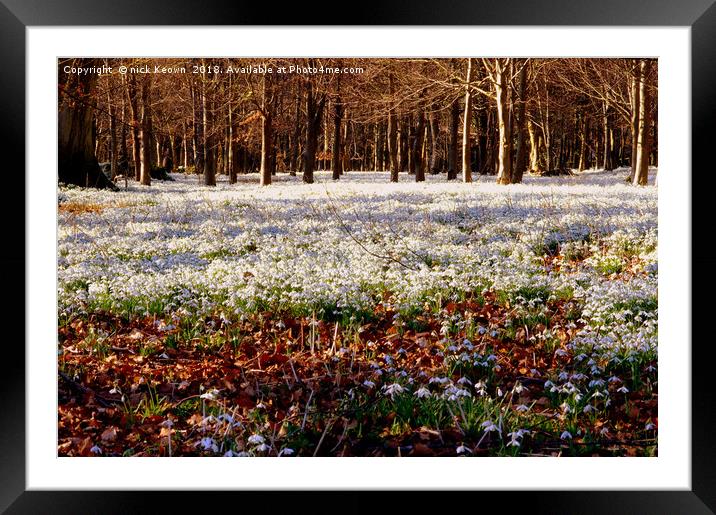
[{"xmin": 58, "ymin": 168, "xmax": 657, "ymax": 457}]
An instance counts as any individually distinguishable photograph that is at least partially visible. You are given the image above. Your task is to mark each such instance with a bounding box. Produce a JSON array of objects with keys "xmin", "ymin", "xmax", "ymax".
[{"xmin": 56, "ymin": 56, "xmax": 659, "ymax": 458}]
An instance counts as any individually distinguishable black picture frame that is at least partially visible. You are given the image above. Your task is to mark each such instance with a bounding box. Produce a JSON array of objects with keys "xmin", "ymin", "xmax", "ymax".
[{"xmin": 3, "ymin": 1, "xmax": 713, "ymax": 513}]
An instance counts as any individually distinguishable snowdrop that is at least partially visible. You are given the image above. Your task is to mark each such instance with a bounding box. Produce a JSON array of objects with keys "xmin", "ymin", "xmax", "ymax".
[
  {"xmin": 414, "ymin": 387, "xmax": 432, "ymax": 399},
  {"xmin": 200, "ymin": 389, "xmax": 219, "ymax": 401},
  {"xmin": 199, "ymin": 437, "xmax": 219, "ymax": 452},
  {"xmin": 247, "ymin": 434, "xmax": 265, "ymax": 445},
  {"xmin": 456, "ymin": 445, "xmax": 471, "ymax": 454},
  {"xmin": 481, "ymin": 420, "xmax": 499, "ymax": 433},
  {"xmin": 382, "ymin": 383, "xmax": 405, "ymax": 399}
]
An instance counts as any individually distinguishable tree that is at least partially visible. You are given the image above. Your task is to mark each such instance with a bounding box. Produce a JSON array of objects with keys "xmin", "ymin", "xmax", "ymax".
[
  {"xmin": 202, "ymin": 62, "xmax": 216, "ymax": 186},
  {"xmin": 302, "ymin": 66, "xmax": 327, "ymax": 184},
  {"xmin": 511, "ymin": 59, "xmax": 529, "ymax": 184},
  {"xmin": 139, "ymin": 71, "xmax": 152, "ymax": 186},
  {"xmin": 412, "ymin": 91, "xmax": 426, "ymax": 182},
  {"xmin": 493, "ymin": 58, "xmax": 513, "ymax": 185},
  {"xmin": 461, "ymin": 58, "xmax": 474, "ymax": 183},
  {"xmin": 58, "ymin": 58, "xmax": 117, "ymax": 190},
  {"xmin": 633, "ymin": 59, "xmax": 652, "ymax": 186},
  {"xmin": 331, "ymin": 72, "xmax": 343, "ymax": 180},
  {"xmin": 260, "ymin": 71, "xmax": 274, "ymax": 186},
  {"xmin": 385, "ymin": 73, "xmax": 400, "ymax": 182}
]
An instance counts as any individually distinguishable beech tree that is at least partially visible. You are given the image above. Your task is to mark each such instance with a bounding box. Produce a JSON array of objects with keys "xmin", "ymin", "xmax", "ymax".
[
  {"xmin": 461, "ymin": 58, "xmax": 474, "ymax": 183},
  {"xmin": 139, "ymin": 71, "xmax": 152, "ymax": 186},
  {"xmin": 633, "ymin": 59, "xmax": 652, "ymax": 186},
  {"xmin": 58, "ymin": 58, "xmax": 117, "ymax": 189}
]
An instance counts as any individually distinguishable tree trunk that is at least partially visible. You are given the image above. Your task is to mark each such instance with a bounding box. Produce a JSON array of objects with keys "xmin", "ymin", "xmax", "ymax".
[
  {"xmin": 578, "ymin": 113, "xmax": 588, "ymax": 171},
  {"xmin": 633, "ymin": 59, "xmax": 652, "ymax": 186},
  {"xmin": 475, "ymin": 105, "xmax": 488, "ymax": 174},
  {"xmin": 106, "ymin": 77, "xmax": 117, "ymax": 179},
  {"xmin": 260, "ymin": 72, "xmax": 273, "ymax": 186},
  {"xmin": 58, "ymin": 58, "xmax": 117, "ymax": 189},
  {"xmin": 202, "ymin": 65, "xmax": 216, "ymax": 186},
  {"xmin": 511, "ymin": 60, "xmax": 528, "ymax": 184},
  {"xmin": 428, "ymin": 111, "xmax": 439, "ymax": 174},
  {"xmin": 495, "ymin": 59, "xmax": 513, "ymax": 185},
  {"xmin": 125, "ymin": 75, "xmax": 141, "ymax": 181},
  {"xmin": 413, "ymin": 103, "xmax": 426, "ymax": 182},
  {"xmin": 342, "ymin": 111, "xmax": 350, "ymax": 172},
  {"xmin": 388, "ymin": 75, "xmax": 399, "ymax": 182},
  {"xmin": 602, "ymin": 99, "xmax": 614, "ymax": 171},
  {"xmin": 448, "ymin": 94, "xmax": 460, "ymax": 180},
  {"xmin": 332, "ymin": 75, "xmax": 343, "ymax": 180},
  {"xmin": 228, "ymin": 78, "xmax": 236, "ymax": 185},
  {"xmin": 139, "ymin": 73, "xmax": 152, "ymax": 186},
  {"xmin": 461, "ymin": 58, "xmax": 474, "ymax": 183},
  {"xmin": 528, "ymin": 117, "xmax": 540, "ymax": 173},
  {"xmin": 192, "ymin": 79, "xmax": 204, "ymax": 176},
  {"xmin": 119, "ymin": 92, "xmax": 128, "ymax": 164},
  {"xmin": 398, "ymin": 116, "xmax": 408, "ymax": 174},
  {"xmin": 303, "ymin": 73, "xmax": 326, "ymax": 184},
  {"xmin": 629, "ymin": 61, "xmax": 641, "ymax": 181}
]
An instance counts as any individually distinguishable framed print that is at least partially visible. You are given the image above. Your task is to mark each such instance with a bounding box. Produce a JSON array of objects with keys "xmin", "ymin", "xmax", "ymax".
[{"xmin": 3, "ymin": 0, "xmax": 715, "ymax": 513}]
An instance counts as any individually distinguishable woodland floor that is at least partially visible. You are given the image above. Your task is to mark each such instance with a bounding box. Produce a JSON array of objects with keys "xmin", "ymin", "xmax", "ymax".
[{"xmin": 58, "ymin": 168, "xmax": 658, "ymax": 457}]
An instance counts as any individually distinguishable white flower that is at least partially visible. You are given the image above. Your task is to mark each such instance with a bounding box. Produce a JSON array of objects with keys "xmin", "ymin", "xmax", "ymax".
[
  {"xmin": 255, "ymin": 443, "xmax": 270, "ymax": 453},
  {"xmin": 217, "ymin": 414, "xmax": 234, "ymax": 424},
  {"xmin": 90, "ymin": 445, "xmax": 102, "ymax": 454},
  {"xmin": 382, "ymin": 383, "xmax": 405, "ymax": 399},
  {"xmin": 456, "ymin": 445, "xmax": 471, "ymax": 454},
  {"xmin": 617, "ymin": 386, "xmax": 629, "ymax": 394},
  {"xmin": 560, "ymin": 431, "xmax": 572, "ymax": 440},
  {"xmin": 363, "ymin": 380, "xmax": 375, "ymax": 389},
  {"xmin": 414, "ymin": 387, "xmax": 432, "ymax": 399},
  {"xmin": 515, "ymin": 404, "xmax": 530, "ymax": 413},
  {"xmin": 247, "ymin": 434, "xmax": 265, "ymax": 445},
  {"xmin": 645, "ymin": 422, "xmax": 656, "ymax": 431},
  {"xmin": 199, "ymin": 437, "xmax": 219, "ymax": 452},
  {"xmin": 279, "ymin": 448, "xmax": 295, "ymax": 456},
  {"xmin": 481, "ymin": 420, "xmax": 499, "ymax": 432},
  {"xmin": 506, "ymin": 430, "xmax": 526, "ymax": 447},
  {"xmin": 200, "ymin": 389, "xmax": 220, "ymax": 401}
]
